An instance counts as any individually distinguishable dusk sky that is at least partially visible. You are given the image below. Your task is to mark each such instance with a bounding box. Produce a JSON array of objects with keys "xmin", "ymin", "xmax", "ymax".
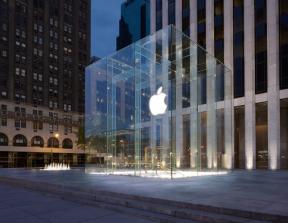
[{"xmin": 91, "ymin": 0, "xmax": 123, "ymax": 58}]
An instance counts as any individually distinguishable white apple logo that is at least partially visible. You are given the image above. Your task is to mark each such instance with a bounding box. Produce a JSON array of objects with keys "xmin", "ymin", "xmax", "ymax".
[{"xmin": 149, "ymin": 86, "xmax": 167, "ymax": 116}]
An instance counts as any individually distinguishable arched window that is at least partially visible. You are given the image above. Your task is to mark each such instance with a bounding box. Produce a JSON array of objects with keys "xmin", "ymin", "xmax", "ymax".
[
  {"xmin": 13, "ymin": 134, "xmax": 27, "ymax": 147},
  {"xmin": 0, "ymin": 133, "xmax": 8, "ymax": 146},
  {"xmin": 47, "ymin": 137, "xmax": 59, "ymax": 148},
  {"xmin": 62, "ymin": 138, "xmax": 73, "ymax": 149},
  {"xmin": 31, "ymin": 136, "xmax": 44, "ymax": 147}
]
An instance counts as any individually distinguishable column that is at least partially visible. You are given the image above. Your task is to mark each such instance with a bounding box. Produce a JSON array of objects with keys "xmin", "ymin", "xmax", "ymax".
[
  {"xmin": 267, "ymin": 0, "xmax": 280, "ymax": 170},
  {"xmin": 175, "ymin": 0, "xmax": 183, "ymax": 168},
  {"xmin": 206, "ymin": 0, "xmax": 216, "ymax": 169},
  {"xmin": 244, "ymin": 0, "xmax": 256, "ymax": 169},
  {"xmin": 224, "ymin": 0, "xmax": 234, "ymax": 169},
  {"xmin": 162, "ymin": 0, "xmax": 168, "ymax": 27},
  {"xmin": 190, "ymin": 0, "xmax": 198, "ymax": 169}
]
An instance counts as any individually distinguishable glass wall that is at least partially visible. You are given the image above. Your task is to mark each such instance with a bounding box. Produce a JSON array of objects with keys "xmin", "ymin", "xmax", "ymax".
[{"xmin": 85, "ymin": 26, "xmax": 232, "ymax": 178}]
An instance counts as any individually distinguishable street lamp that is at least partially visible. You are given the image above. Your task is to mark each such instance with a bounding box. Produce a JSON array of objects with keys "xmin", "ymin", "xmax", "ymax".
[{"xmin": 50, "ymin": 133, "xmax": 59, "ymax": 163}]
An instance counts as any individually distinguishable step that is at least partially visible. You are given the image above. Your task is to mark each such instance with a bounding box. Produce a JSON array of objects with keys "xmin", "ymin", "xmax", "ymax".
[{"xmin": 0, "ymin": 176, "xmax": 286, "ymax": 223}]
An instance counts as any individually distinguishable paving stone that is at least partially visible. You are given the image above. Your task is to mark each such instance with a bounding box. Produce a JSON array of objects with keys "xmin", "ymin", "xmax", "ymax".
[{"xmin": 0, "ymin": 169, "xmax": 288, "ymax": 221}]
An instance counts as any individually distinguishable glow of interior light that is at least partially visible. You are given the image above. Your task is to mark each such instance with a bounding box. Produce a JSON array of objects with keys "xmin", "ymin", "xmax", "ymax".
[
  {"xmin": 245, "ymin": 151, "xmax": 254, "ymax": 170},
  {"xmin": 89, "ymin": 170, "xmax": 228, "ymax": 179},
  {"xmin": 270, "ymin": 157, "xmax": 277, "ymax": 170},
  {"xmin": 246, "ymin": 160, "xmax": 253, "ymax": 170}
]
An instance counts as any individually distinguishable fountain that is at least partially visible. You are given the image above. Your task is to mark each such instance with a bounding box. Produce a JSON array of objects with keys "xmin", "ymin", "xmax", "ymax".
[{"xmin": 43, "ymin": 162, "xmax": 70, "ymax": 171}]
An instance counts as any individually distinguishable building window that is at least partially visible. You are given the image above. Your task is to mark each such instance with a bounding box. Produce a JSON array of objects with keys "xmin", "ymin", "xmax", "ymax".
[
  {"xmin": 234, "ymin": 106, "xmax": 245, "ymax": 168},
  {"xmin": 255, "ymin": 0, "xmax": 267, "ymax": 94},
  {"xmin": 214, "ymin": 0, "xmax": 224, "ymax": 62},
  {"xmin": 47, "ymin": 137, "xmax": 59, "ymax": 148},
  {"xmin": 31, "ymin": 136, "xmax": 44, "ymax": 147},
  {"xmin": 197, "ymin": 0, "xmax": 207, "ymax": 105},
  {"xmin": 15, "ymin": 67, "xmax": 20, "ymax": 75},
  {"xmin": 1, "ymin": 50, "xmax": 7, "ymax": 57},
  {"xmin": 13, "ymin": 134, "xmax": 27, "ymax": 147},
  {"xmin": 156, "ymin": 0, "xmax": 162, "ymax": 31},
  {"xmin": 280, "ymin": 0, "xmax": 288, "ymax": 89},
  {"xmin": 14, "ymin": 107, "xmax": 26, "ymax": 129},
  {"xmin": 0, "ymin": 133, "xmax": 8, "ymax": 146},
  {"xmin": 62, "ymin": 138, "xmax": 73, "ymax": 149},
  {"xmin": 256, "ymin": 102, "xmax": 268, "ymax": 169},
  {"xmin": 1, "ymin": 91, "xmax": 7, "ymax": 98},
  {"xmin": 168, "ymin": 0, "xmax": 175, "ymax": 25},
  {"xmin": 280, "ymin": 99, "xmax": 288, "ymax": 169},
  {"xmin": 233, "ymin": 0, "xmax": 244, "ymax": 98},
  {"xmin": 1, "ymin": 104, "xmax": 7, "ymax": 126},
  {"xmin": 182, "ymin": 0, "xmax": 190, "ymax": 36}
]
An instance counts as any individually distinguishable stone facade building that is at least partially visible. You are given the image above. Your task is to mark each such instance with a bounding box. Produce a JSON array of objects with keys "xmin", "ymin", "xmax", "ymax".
[{"xmin": 0, "ymin": 0, "xmax": 90, "ymax": 167}]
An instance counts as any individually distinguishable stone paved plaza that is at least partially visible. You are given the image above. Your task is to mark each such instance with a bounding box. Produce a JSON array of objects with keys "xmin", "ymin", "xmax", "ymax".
[
  {"xmin": 0, "ymin": 183, "xmax": 154, "ymax": 223},
  {"xmin": 0, "ymin": 169, "xmax": 287, "ymax": 217}
]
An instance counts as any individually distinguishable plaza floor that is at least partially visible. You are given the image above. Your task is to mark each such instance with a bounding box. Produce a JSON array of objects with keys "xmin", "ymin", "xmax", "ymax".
[
  {"xmin": 0, "ymin": 169, "xmax": 287, "ymax": 220},
  {"xmin": 0, "ymin": 183, "xmax": 154, "ymax": 223}
]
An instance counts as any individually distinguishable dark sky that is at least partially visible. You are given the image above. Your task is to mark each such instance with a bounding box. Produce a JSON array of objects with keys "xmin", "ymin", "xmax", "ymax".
[{"xmin": 91, "ymin": 0, "xmax": 123, "ymax": 58}]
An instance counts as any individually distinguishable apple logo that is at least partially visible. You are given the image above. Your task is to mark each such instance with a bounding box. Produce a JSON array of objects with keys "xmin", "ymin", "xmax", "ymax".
[{"xmin": 149, "ymin": 86, "xmax": 167, "ymax": 116}]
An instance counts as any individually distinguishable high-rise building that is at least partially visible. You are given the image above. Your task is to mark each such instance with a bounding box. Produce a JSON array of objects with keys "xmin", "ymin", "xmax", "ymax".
[
  {"xmin": 0, "ymin": 0, "xmax": 90, "ymax": 167},
  {"xmin": 116, "ymin": 0, "xmax": 150, "ymax": 50},
  {"xmin": 149, "ymin": 0, "xmax": 288, "ymax": 170}
]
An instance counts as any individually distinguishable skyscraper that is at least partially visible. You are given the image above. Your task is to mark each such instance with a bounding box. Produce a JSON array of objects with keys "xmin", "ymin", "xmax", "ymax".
[
  {"xmin": 0, "ymin": 0, "xmax": 90, "ymax": 167},
  {"xmin": 150, "ymin": 0, "xmax": 288, "ymax": 170},
  {"xmin": 116, "ymin": 0, "xmax": 150, "ymax": 50}
]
